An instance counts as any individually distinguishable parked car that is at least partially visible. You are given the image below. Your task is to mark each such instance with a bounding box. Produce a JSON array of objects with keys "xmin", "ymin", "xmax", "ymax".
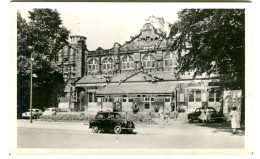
[
  {"xmin": 22, "ymin": 109, "xmax": 43, "ymax": 119},
  {"xmin": 187, "ymin": 107, "xmax": 225, "ymax": 123},
  {"xmin": 89, "ymin": 111, "xmax": 135, "ymax": 134},
  {"xmin": 42, "ymin": 107, "xmax": 60, "ymax": 116},
  {"xmin": 177, "ymin": 106, "xmax": 185, "ymax": 113}
]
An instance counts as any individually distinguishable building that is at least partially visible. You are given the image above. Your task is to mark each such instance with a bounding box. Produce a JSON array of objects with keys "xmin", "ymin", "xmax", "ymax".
[{"xmin": 57, "ymin": 15, "xmax": 221, "ymax": 113}]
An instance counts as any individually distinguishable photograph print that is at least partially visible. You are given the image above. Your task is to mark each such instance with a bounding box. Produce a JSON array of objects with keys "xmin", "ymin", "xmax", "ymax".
[{"xmin": 13, "ymin": 2, "xmax": 250, "ymax": 155}]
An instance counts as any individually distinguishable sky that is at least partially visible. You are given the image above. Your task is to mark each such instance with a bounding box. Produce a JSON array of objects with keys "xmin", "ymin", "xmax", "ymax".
[{"xmin": 19, "ymin": 3, "xmax": 181, "ymax": 50}]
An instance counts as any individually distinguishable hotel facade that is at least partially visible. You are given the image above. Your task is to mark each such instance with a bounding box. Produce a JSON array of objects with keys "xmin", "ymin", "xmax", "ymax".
[{"xmin": 56, "ymin": 16, "xmax": 221, "ymax": 113}]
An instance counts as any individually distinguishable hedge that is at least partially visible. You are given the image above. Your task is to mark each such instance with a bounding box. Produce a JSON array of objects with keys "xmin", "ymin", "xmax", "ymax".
[{"xmin": 39, "ymin": 113, "xmax": 157, "ymax": 125}]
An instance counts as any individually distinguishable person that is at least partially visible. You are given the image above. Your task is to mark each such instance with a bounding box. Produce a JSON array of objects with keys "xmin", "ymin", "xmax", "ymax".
[
  {"xmin": 172, "ymin": 109, "xmax": 178, "ymax": 121},
  {"xmin": 158, "ymin": 107, "xmax": 164, "ymax": 124},
  {"xmin": 164, "ymin": 108, "xmax": 171, "ymax": 124},
  {"xmin": 205, "ymin": 107, "xmax": 211, "ymax": 124},
  {"xmin": 230, "ymin": 106, "xmax": 240, "ymax": 134},
  {"xmin": 198, "ymin": 109, "xmax": 207, "ymax": 123}
]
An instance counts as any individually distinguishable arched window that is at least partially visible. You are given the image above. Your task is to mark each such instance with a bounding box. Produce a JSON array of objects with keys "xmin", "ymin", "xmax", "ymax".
[
  {"xmin": 122, "ymin": 55, "xmax": 134, "ymax": 70},
  {"xmin": 102, "ymin": 57, "xmax": 113, "ymax": 71},
  {"xmin": 142, "ymin": 54, "xmax": 155, "ymax": 68},
  {"xmin": 164, "ymin": 52, "xmax": 177, "ymax": 67},
  {"xmin": 88, "ymin": 58, "xmax": 99, "ymax": 72}
]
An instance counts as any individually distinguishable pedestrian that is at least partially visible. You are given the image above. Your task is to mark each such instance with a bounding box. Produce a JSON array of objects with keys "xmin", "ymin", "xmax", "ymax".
[
  {"xmin": 198, "ymin": 109, "xmax": 207, "ymax": 123},
  {"xmin": 205, "ymin": 107, "xmax": 211, "ymax": 124},
  {"xmin": 230, "ymin": 106, "xmax": 240, "ymax": 134},
  {"xmin": 172, "ymin": 109, "xmax": 178, "ymax": 121},
  {"xmin": 164, "ymin": 108, "xmax": 171, "ymax": 124},
  {"xmin": 158, "ymin": 106, "xmax": 164, "ymax": 124}
]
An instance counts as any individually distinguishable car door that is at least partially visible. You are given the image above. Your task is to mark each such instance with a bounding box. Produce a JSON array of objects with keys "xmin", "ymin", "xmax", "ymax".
[
  {"xmin": 102, "ymin": 113, "xmax": 114, "ymax": 131},
  {"xmin": 95, "ymin": 113, "xmax": 105, "ymax": 129},
  {"xmin": 193, "ymin": 108, "xmax": 202, "ymax": 120}
]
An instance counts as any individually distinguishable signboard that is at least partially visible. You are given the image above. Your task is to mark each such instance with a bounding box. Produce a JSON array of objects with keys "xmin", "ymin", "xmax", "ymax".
[{"xmin": 223, "ymin": 90, "xmax": 242, "ymax": 115}]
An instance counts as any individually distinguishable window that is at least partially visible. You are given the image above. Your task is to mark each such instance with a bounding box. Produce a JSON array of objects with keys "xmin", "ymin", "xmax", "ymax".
[
  {"xmin": 164, "ymin": 52, "xmax": 177, "ymax": 67},
  {"xmin": 195, "ymin": 91, "xmax": 201, "ymax": 102},
  {"xmin": 209, "ymin": 91, "xmax": 215, "ymax": 102},
  {"xmin": 128, "ymin": 98, "xmax": 133, "ymax": 102},
  {"xmin": 137, "ymin": 95, "xmax": 141, "ymax": 97},
  {"xmin": 102, "ymin": 57, "xmax": 113, "ymax": 71},
  {"xmin": 144, "ymin": 97, "xmax": 150, "ymax": 101},
  {"xmin": 94, "ymin": 94, "xmax": 97, "ymax": 102},
  {"xmin": 189, "ymin": 91, "xmax": 195, "ymax": 102},
  {"xmin": 88, "ymin": 93, "xmax": 97, "ymax": 103},
  {"xmin": 108, "ymin": 97, "xmax": 113, "ymax": 102},
  {"xmin": 216, "ymin": 90, "xmax": 220, "ymax": 102},
  {"xmin": 122, "ymin": 55, "xmax": 134, "ymax": 70},
  {"xmin": 144, "ymin": 103, "xmax": 150, "ymax": 109},
  {"xmin": 142, "ymin": 54, "xmax": 155, "ymax": 68},
  {"xmin": 89, "ymin": 93, "xmax": 93, "ymax": 102},
  {"xmin": 88, "ymin": 59, "xmax": 99, "ymax": 72},
  {"xmin": 123, "ymin": 98, "xmax": 127, "ymax": 102},
  {"xmin": 103, "ymin": 98, "xmax": 108, "ymax": 102},
  {"xmin": 165, "ymin": 97, "xmax": 171, "ymax": 102}
]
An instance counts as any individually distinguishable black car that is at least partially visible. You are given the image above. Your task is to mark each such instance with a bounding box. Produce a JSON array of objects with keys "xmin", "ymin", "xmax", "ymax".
[
  {"xmin": 89, "ymin": 111, "xmax": 135, "ymax": 134},
  {"xmin": 187, "ymin": 107, "xmax": 225, "ymax": 123}
]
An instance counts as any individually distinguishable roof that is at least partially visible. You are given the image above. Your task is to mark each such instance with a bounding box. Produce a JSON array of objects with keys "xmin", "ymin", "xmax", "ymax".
[
  {"xmin": 96, "ymin": 82, "xmax": 177, "ymax": 95},
  {"xmin": 76, "ymin": 71, "xmax": 219, "ymax": 85},
  {"xmin": 76, "ymin": 74, "xmax": 107, "ymax": 84}
]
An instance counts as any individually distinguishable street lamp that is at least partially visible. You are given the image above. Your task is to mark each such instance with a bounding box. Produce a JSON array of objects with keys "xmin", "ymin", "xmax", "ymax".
[{"xmin": 28, "ymin": 46, "xmax": 34, "ymax": 123}]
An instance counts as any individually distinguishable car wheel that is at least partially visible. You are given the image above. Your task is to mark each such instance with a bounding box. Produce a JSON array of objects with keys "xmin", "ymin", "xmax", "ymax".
[
  {"xmin": 92, "ymin": 126, "xmax": 99, "ymax": 133},
  {"xmin": 33, "ymin": 115, "xmax": 37, "ymax": 119},
  {"xmin": 114, "ymin": 125, "xmax": 122, "ymax": 134},
  {"xmin": 189, "ymin": 118, "xmax": 193, "ymax": 123}
]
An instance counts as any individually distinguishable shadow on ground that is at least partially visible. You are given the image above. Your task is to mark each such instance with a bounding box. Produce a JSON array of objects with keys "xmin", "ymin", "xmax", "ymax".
[{"xmin": 184, "ymin": 121, "xmax": 245, "ymax": 136}]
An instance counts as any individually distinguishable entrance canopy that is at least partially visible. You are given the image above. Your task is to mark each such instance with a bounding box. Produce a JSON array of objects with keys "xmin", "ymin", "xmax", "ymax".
[{"xmin": 96, "ymin": 82, "xmax": 177, "ymax": 95}]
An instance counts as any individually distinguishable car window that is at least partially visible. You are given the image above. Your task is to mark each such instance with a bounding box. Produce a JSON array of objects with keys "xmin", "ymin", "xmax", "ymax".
[
  {"xmin": 195, "ymin": 109, "xmax": 201, "ymax": 113},
  {"xmin": 52, "ymin": 109, "xmax": 55, "ymax": 111},
  {"xmin": 115, "ymin": 114, "xmax": 121, "ymax": 119},
  {"xmin": 107, "ymin": 114, "xmax": 114, "ymax": 119},
  {"xmin": 45, "ymin": 108, "xmax": 50, "ymax": 111},
  {"xmin": 35, "ymin": 110, "xmax": 38, "ymax": 112},
  {"xmin": 96, "ymin": 114, "xmax": 104, "ymax": 119},
  {"xmin": 209, "ymin": 108, "xmax": 215, "ymax": 113}
]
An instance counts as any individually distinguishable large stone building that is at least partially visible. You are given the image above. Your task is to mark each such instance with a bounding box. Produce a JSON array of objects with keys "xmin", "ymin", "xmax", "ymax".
[{"xmin": 57, "ymin": 16, "xmax": 221, "ymax": 113}]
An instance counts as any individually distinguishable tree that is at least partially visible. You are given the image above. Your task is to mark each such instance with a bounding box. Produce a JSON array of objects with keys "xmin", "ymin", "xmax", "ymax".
[
  {"xmin": 17, "ymin": 9, "xmax": 70, "ymax": 118},
  {"xmin": 169, "ymin": 9, "xmax": 245, "ymax": 122}
]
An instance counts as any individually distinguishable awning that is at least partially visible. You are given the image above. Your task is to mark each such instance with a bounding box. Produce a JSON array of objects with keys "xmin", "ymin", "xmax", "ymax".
[{"xmin": 96, "ymin": 82, "xmax": 177, "ymax": 95}]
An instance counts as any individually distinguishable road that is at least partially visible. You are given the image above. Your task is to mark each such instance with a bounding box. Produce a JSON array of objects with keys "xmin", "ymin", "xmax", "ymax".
[{"xmin": 17, "ymin": 120, "xmax": 244, "ymax": 149}]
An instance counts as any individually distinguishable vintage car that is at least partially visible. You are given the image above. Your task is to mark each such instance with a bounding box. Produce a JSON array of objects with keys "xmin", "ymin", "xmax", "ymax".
[
  {"xmin": 42, "ymin": 107, "xmax": 60, "ymax": 116},
  {"xmin": 187, "ymin": 107, "xmax": 226, "ymax": 123},
  {"xmin": 22, "ymin": 109, "xmax": 43, "ymax": 119},
  {"xmin": 89, "ymin": 111, "xmax": 135, "ymax": 134}
]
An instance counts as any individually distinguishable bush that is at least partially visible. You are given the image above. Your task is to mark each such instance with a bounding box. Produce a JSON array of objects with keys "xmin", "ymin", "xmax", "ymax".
[
  {"xmin": 39, "ymin": 113, "xmax": 156, "ymax": 125},
  {"xmin": 39, "ymin": 114, "xmax": 95, "ymax": 122},
  {"xmin": 121, "ymin": 114, "xmax": 157, "ymax": 125}
]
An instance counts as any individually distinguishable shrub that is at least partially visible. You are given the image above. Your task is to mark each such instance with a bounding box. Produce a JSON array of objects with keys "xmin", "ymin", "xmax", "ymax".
[{"xmin": 39, "ymin": 114, "xmax": 95, "ymax": 122}]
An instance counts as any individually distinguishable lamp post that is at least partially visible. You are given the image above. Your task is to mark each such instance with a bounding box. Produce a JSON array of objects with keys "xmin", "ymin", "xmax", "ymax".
[{"xmin": 28, "ymin": 46, "xmax": 34, "ymax": 123}]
